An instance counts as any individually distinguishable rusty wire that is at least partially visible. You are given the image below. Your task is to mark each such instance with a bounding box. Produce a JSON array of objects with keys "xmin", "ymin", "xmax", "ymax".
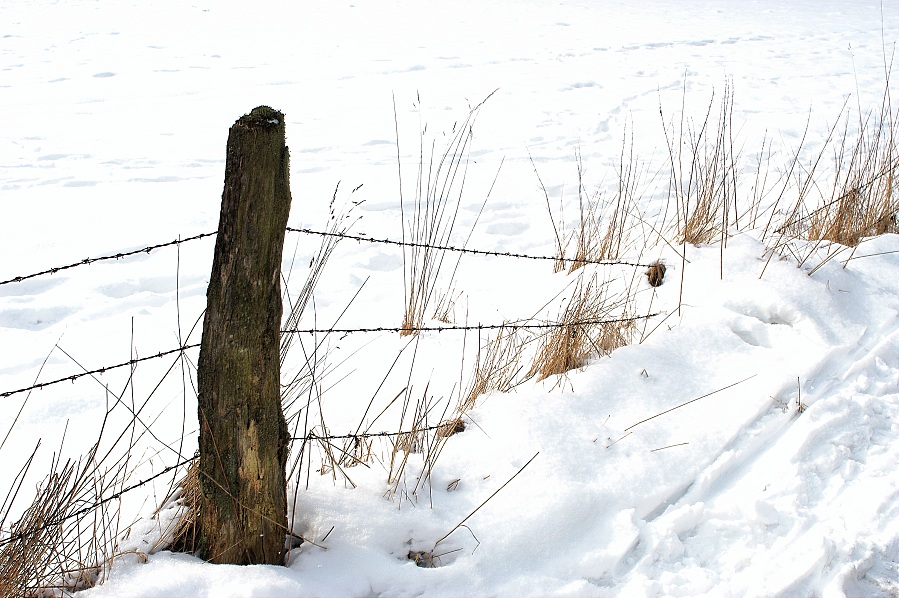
[
  {"xmin": 1, "ymin": 225, "xmax": 654, "ymax": 289},
  {"xmin": 0, "ymin": 313, "xmax": 660, "ymax": 400},
  {"xmin": 0, "ymin": 232, "xmax": 217, "ymax": 287},
  {"xmin": 286, "ymin": 226, "xmax": 653, "ymax": 268}
]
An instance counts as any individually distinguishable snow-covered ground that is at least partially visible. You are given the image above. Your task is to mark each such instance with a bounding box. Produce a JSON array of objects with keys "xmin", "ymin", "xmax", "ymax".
[{"xmin": 2, "ymin": 0, "xmax": 899, "ymax": 595}]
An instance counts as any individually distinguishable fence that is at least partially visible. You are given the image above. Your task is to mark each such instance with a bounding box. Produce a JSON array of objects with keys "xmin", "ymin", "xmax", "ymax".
[
  {"xmin": 0, "ymin": 226, "xmax": 659, "ymax": 401},
  {"xmin": 0, "ymin": 218, "xmax": 661, "ymax": 558}
]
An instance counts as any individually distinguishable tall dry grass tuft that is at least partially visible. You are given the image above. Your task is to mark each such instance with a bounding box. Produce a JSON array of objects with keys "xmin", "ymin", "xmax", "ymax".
[
  {"xmin": 397, "ymin": 92, "xmax": 496, "ymax": 335},
  {"xmin": 280, "ymin": 189, "xmax": 365, "ymax": 448},
  {"xmin": 527, "ymin": 275, "xmax": 636, "ymax": 383},
  {"xmin": 759, "ymin": 71, "xmax": 899, "ymax": 275},
  {"xmin": 281, "ymin": 183, "xmax": 363, "ymax": 367},
  {"xmin": 0, "ymin": 437, "xmax": 127, "ymax": 596},
  {"xmin": 571, "ymin": 130, "xmax": 649, "ymax": 272},
  {"xmin": 544, "ymin": 129, "xmax": 650, "ymax": 275},
  {"xmin": 386, "ymin": 385, "xmax": 456, "ymax": 500},
  {"xmin": 663, "ymin": 81, "xmax": 740, "ymax": 246},
  {"xmin": 157, "ymin": 461, "xmax": 200, "ymax": 555},
  {"xmin": 457, "ymin": 325, "xmax": 532, "ymax": 414},
  {"xmin": 807, "ymin": 84, "xmax": 899, "ymax": 247}
]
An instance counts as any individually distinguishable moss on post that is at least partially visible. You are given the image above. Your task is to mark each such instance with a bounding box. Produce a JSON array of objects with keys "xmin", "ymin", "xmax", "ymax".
[{"xmin": 195, "ymin": 106, "xmax": 291, "ymax": 565}]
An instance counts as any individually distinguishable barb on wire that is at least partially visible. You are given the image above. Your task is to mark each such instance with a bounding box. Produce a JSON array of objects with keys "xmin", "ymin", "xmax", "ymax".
[
  {"xmin": 280, "ymin": 313, "xmax": 661, "ymax": 336},
  {"xmin": 0, "ymin": 343, "xmax": 200, "ymax": 400},
  {"xmin": 287, "ymin": 227, "xmax": 654, "ymax": 268},
  {"xmin": 0, "ymin": 232, "xmax": 217, "ymax": 287},
  {"xmin": 294, "ymin": 423, "xmax": 447, "ymax": 442}
]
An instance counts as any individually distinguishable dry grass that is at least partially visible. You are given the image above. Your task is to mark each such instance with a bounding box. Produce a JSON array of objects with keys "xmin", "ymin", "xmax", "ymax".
[
  {"xmin": 807, "ymin": 87, "xmax": 898, "ymax": 247},
  {"xmin": 157, "ymin": 461, "xmax": 200, "ymax": 555},
  {"xmin": 10, "ymin": 71, "xmax": 899, "ymax": 595},
  {"xmin": 398, "ymin": 92, "xmax": 496, "ymax": 336},
  {"xmin": 572, "ymin": 134, "xmax": 647, "ymax": 272},
  {"xmin": 281, "ymin": 183, "xmax": 363, "ymax": 366},
  {"xmin": 663, "ymin": 81, "xmax": 739, "ymax": 247},
  {"xmin": 457, "ymin": 324, "xmax": 531, "ymax": 414},
  {"xmin": 0, "ymin": 439, "xmax": 127, "ymax": 596},
  {"xmin": 385, "ymin": 386, "xmax": 452, "ymax": 499},
  {"xmin": 759, "ymin": 73, "xmax": 899, "ymax": 274},
  {"xmin": 527, "ymin": 275, "xmax": 636, "ymax": 383},
  {"xmin": 542, "ymin": 129, "xmax": 650, "ymax": 275}
]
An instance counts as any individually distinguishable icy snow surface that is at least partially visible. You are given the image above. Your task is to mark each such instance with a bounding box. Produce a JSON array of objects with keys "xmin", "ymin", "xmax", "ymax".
[{"xmin": 2, "ymin": 0, "xmax": 899, "ymax": 596}]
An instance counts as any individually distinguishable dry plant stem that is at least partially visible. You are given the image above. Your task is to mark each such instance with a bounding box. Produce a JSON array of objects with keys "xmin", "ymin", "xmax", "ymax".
[
  {"xmin": 387, "ymin": 385, "xmax": 446, "ymax": 496},
  {"xmin": 0, "ymin": 347, "xmax": 54, "ymax": 453},
  {"xmin": 281, "ymin": 184, "xmax": 362, "ymax": 365},
  {"xmin": 458, "ymin": 324, "xmax": 531, "ymax": 413},
  {"xmin": 530, "ymin": 151, "xmax": 567, "ymax": 271},
  {"xmin": 433, "ymin": 157, "xmax": 503, "ymax": 322},
  {"xmin": 675, "ymin": 83, "xmax": 738, "ymax": 246},
  {"xmin": 805, "ymin": 73, "xmax": 898, "ymax": 252},
  {"xmin": 281, "ymin": 280, "xmax": 369, "ymax": 431},
  {"xmin": 398, "ymin": 91, "xmax": 497, "ymax": 335},
  {"xmin": 0, "ymin": 399, "xmax": 136, "ymax": 596},
  {"xmin": 413, "ymin": 399, "xmax": 455, "ymax": 497},
  {"xmin": 760, "ymin": 106, "xmax": 843, "ymax": 277},
  {"xmin": 0, "ymin": 442, "xmax": 40, "ymax": 542},
  {"xmin": 528, "ymin": 273, "xmax": 636, "ymax": 383},
  {"xmin": 568, "ymin": 150, "xmax": 598, "ymax": 273},
  {"xmin": 432, "ymin": 452, "xmax": 539, "ymax": 550},
  {"xmin": 623, "ymin": 374, "xmax": 757, "ymax": 432},
  {"xmin": 761, "ymin": 63, "xmax": 898, "ymax": 278},
  {"xmin": 157, "ymin": 461, "xmax": 200, "ymax": 554},
  {"xmin": 565, "ymin": 131, "xmax": 644, "ymax": 274},
  {"xmin": 748, "ymin": 132, "xmax": 774, "ymax": 229}
]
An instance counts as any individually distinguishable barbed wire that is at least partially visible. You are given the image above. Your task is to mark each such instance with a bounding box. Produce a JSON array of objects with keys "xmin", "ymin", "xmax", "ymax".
[
  {"xmin": 0, "ymin": 223, "xmax": 660, "ymax": 550},
  {"xmin": 0, "ymin": 313, "xmax": 660, "ymax": 400},
  {"xmin": 287, "ymin": 226, "xmax": 653, "ymax": 268},
  {"xmin": 0, "ymin": 343, "xmax": 200, "ymax": 399},
  {"xmin": 281, "ymin": 313, "xmax": 659, "ymax": 335},
  {"xmin": 1, "ymin": 225, "xmax": 653, "ymax": 290},
  {"xmin": 296, "ymin": 423, "xmax": 448, "ymax": 442},
  {"xmin": 0, "ymin": 232, "xmax": 217, "ymax": 287},
  {"xmin": 0, "ymin": 455, "xmax": 197, "ymax": 551},
  {"xmin": 0, "ymin": 421, "xmax": 467, "ymax": 549}
]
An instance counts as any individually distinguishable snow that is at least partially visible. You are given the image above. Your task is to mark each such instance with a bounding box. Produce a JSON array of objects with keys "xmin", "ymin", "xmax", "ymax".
[{"xmin": 2, "ymin": 0, "xmax": 899, "ymax": 596}]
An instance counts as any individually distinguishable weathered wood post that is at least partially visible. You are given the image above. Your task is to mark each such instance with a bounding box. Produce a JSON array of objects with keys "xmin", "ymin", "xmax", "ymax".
[{"xmin": 196, "ymin": 106, "xmax": 291, "ymax": 565}]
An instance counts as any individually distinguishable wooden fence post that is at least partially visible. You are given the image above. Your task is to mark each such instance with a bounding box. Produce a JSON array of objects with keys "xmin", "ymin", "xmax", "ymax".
[{"xmin": 195, "ymin": 106, "xmax": 291, "ymax": 565}]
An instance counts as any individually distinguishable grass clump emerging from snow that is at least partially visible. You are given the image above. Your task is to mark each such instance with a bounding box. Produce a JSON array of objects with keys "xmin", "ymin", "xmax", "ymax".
[{"xmin": 527, "ymin": 275, "xmax": 637, "ymax": 383}]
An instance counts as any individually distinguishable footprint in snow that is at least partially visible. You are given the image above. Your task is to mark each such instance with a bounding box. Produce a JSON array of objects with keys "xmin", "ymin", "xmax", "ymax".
[{"xmin": 0, "ymin": 307, "xmax": 76, "ymax": 331}]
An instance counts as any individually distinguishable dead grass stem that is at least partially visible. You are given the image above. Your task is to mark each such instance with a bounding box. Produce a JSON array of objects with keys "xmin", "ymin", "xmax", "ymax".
[
  {"xmin": 662, "ymin": 80, "xmax": 740, "ymax": 248},
  {"xmin": 457, "ymin": 324, "xmax": 532, "ymax": 414},
  {"xmin": 527, "ymin": 274, "xmax": 636, "ymax": 383},
  {"xmin": 398, "ymin": 92, "xmax": 496, "ymax": 335}
]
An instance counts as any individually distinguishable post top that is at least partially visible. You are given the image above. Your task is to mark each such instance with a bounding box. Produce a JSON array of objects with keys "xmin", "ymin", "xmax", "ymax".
[{"xmin": 237, "ymin": 106, "xmax": 284, "ymax": 128}]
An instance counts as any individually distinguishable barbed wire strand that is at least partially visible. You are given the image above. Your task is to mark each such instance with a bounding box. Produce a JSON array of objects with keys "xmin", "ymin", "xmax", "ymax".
[
  {"xmin": 297, "ymin": 423, "xmax": 447, "ymax": 442},
  {"xmin": 1, "ymin": 226, "xmax": 655, "ymax": 288},
  {"xmin": 0, "ymin": 420, "xmax": 472, "ymax": 549},
  {"xmin": 0, "ymin": 232, "xmax": 217, "ymax": 287},
  {"xmin": 281, "ymin": 313, "xmax": 659, "ymax": 335},
  {"xmin": 0, "ymin": 313, "xmax": 660, "ymax": 400},
  {"xmin": 0, "ymin": 225, "xmax": 658, "ymax": 546},
  {"xmin": 287, "ymin": 226, "xmax": 653, "ymax": 268},
  {"xmin": 0, "ymin": 344, "xmax": 200, "ymax": 399},
  {"xmin": 0, "ymin": 455, "xmax": 197, "ymax": 551}
]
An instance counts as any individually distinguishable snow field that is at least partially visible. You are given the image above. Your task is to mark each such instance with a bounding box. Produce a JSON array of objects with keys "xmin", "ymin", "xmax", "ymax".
[{"xmin": 2, "ymin": 0, "xmax": 899, "ymax": 595}]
